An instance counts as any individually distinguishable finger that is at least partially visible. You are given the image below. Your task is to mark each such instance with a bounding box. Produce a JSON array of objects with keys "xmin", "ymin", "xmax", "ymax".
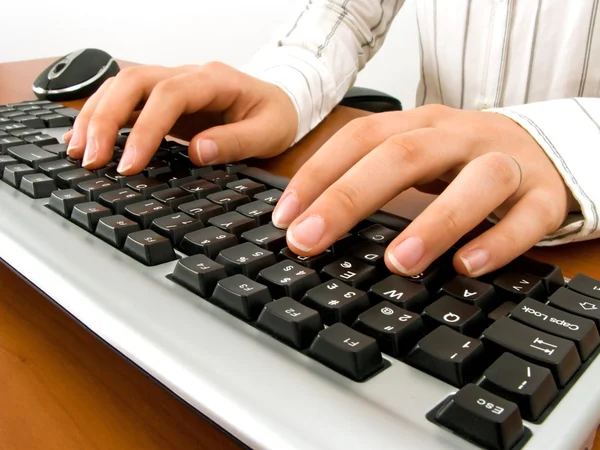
[
  {"xmin": 284, "ymin": 128, "xmax": 469, "ymax": 255},
  {"xmin": 81, "ymin": 66, "xmax": 176, "ymax": 170},
  {"xmin": 383, "ymin": 152, "xmax": 522, "ymax": 276},
  {"xmin": 271, "ymin": 106, "xmax": 443, "ymax": 229},
  {"xmin": 452, "ymin": 189, "xmax": 565, "ymax": 277},
  {"xmin": 63, "ymin": 129, "xmax": 73, "ymax": 144},
  {"xmin": 66, "ymin": 77, "xmax": 115, "ymax": 158}
]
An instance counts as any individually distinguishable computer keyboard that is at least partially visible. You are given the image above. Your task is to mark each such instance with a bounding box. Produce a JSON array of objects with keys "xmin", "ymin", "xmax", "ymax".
[{"xmin": 0, "ymin": 99, "xmax": 599, "ymax": 450}]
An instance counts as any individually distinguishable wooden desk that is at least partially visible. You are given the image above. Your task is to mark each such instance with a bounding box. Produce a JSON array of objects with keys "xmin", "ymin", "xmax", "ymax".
[{"xmin": 0, "ymin": 58, "xmax": 598, "ymax": 449}]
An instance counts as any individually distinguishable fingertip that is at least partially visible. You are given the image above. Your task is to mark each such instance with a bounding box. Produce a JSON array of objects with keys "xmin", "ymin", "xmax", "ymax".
[
  {"xmin": 385, "ymin": 236, "xmax": 425, "ymax": 276},
  {"xmin": 117, "ymin": 145, "xmax": 137, "ymax": 174},
  {"xmin": 63, "ymin": 130, "xmax": 73, "ymax": 143},
  {"xmin": 455, "ymin": 247, "xmax": 490, "ymax": 277},
  {"xmin": 195, "ymin": 138, "xmax": 219, "ymax": 166}
]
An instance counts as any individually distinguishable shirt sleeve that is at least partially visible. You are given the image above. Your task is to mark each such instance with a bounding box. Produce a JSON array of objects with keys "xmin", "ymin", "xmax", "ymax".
[
  {"xmin": 489, "ymin": 98, "xmax": 600, "ymax": 246},
  {"xmin": 241, "ymin": 0, "xmax": 405, "ymax": 145}
]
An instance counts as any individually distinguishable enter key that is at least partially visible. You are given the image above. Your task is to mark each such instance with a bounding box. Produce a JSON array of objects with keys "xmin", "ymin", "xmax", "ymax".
[{"xmin": 510, "ymin": 298, "xmax": 600, "ymax": 361}]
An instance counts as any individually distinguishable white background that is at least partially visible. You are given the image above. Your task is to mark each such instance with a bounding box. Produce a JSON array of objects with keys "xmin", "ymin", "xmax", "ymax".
[{"xmin": 1, "ymin": 0, "xmax": 420, "ymax": 109}]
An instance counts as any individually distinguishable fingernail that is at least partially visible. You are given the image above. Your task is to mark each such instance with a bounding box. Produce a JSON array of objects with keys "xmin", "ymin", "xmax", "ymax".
[
  {"xmin": 272, "ymin": 192, "xmax": 300, "ymax": 229},
  {"xmin": 82, "ymin": 138, "xmax": 97, "ymax": 166},
  {"xmin": 117, "ymin": 145, "xmax": 136, "ymax": 173},
  {"xmin": 389, "ymin": 237, "xmax": 425, "ymax": 273},
  {"xmin": 460, "ymin": 248, "xmax": 490, "ymax": 275},
  {"xmin": 196, "ymin": 139, "xmax": 218, "ymax": 165},
  {"xmin": 288, "ymin": 215, "xmax": 325, "ymax": 252},
  {"xmin": 66, "ymin": 130, "xmax": 80, "ymax": 155}
]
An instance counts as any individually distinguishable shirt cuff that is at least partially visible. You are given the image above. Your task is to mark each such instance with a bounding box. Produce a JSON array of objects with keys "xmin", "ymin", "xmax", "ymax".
[{"xmin": 488, "ymin": 98, "xmax": 600, "ymax": 246}]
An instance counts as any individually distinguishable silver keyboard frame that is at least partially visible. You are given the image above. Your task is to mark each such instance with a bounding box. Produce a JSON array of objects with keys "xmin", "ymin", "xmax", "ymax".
[{"xmin": 0, "ymin": 128, "xmax": 598, "ymax": 449}]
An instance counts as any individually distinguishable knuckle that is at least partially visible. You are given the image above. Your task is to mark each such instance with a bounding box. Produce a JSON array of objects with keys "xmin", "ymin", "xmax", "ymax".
[
  {"xmin": 153, "ymin": 78, "xmax": 181, "ymax": 97},
  {"xmin": 385, "ymin": 133, "xmax": 424, "ymax": 165},
  {"xmin": 327, "ymin": 182, "xmax": 363, "ymax": 214},
  {"xmin": 529, "ymin": 191, "xmax": 565, "ymax": 232},
  {"xmin": 116, "ymin": 66, "xmax": 145, "ymax": 82},
  {"xmin": 418, "ymin": 103, "xmax": 452, "ymax": 119},
  {"xmin": 440, "ymin": 207, "xmax": 464, "ymax": 235},
  {"xmin": 200, "ymin": 60, "xmax": 228, "ymax": 74},
  {"xmin": 345, "ymin": 117, "xmax": 379, "ymax": 145},
  {"xmin": 482, "ymin": 152, "xmax": 519, "ymax": 187}
]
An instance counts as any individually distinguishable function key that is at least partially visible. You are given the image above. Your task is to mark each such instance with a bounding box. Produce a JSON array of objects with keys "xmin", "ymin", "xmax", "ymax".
[
  {"xmin": 19, "ymin": 173, "xmax": 56, "ymax": 198},
  {"xmin": 211, "ymin": 274, "xmax": 272, "ymax": 320},
  {"xmin": 42, "ymin": 143, "xmax": 68, "ymax": 159},
  {"xmin": 215, "ymin": 242, "xmax": 277, "ymax": 279},
  {"xmin": 207, "ymin": 189, "xmax": 250, "ymax": 212},
  {"xmin": 308, "ymin": 323, "xmax": 383, "ymax": 381},
  {"xmin": 95, "ymin": 215, "xmax": 141, "ymax": 248},
  {"xmin": 405, "ymin": 326, "xmax": 486, "ymax": 387},
  {"xmin": 123, "ymin": 230, "xmax": 177, "ymax": 266},
  {"xmin": 256, "ymin": 260, "xmax": 321, "ymax": 300},
  {"xmin": 321, "ymin": 256, "xmax": 379, "ymax": 290},
  {"xmin": 8, "ymin": 144, "xmax": 59, "ymax": 169},
  {"xmin": 368, "ymin": 275, "xmax": 430, "ymax": 312},
  {"xmin": 226, "ymin": 179, "xmax": 265, "ymax": 197},
  {"xmin": 151, "ymin": 187, "xmax": 195, "ymax": 209},
  {"xmin": 201, "ymin": 170, "xmax": 238, "ymax": 188},
  {"xmin": 493, "ymin": 273, "xmax": 546, "ymax": 301},
  {"xmin": 98, "ymin": 188, "xmax": 143, "ymax": 214},
  {"xmin": 3, "ymin": 164, "xmax": 36, "ymax": 187},
  {"xmin": 56, "ymin": 168, "xmax": 96, "ymax": 189},
  {"xmin": 257, "ymin": 297, "xmax": 323, "ymax": 349},
  {"xmin": 352, "ymin": 301, "xmax": 425, "ymax": 357},
  {"xmin": 178, "ymin": 198, "xmax": 224, "ymax": 223},
  {"xmin": 433, "ymin": 384, "xmax": 524, "ymax": 450},
  {"xmin": 208, "ymin": 211, "xmax": 256, "ymax": 237},
  {"xmin": 422, "ymin": 295, "xmax": 486, "ymax": 337},
  {"xmin": 481, "ymin": 317, "xmax": 580, "ymax": 387},
  {"xmin": 179, "ymin": 226, "xmax": 238, "ymax": 258},
  {"xmin": 124, "ymin": 199, "xmax": 173, "ymax": 228},
  {"xmin": 236, "ymin": 200, "xmax": 274, "ymax": 225},
  {"xmin": 180, "ymin": 179, "xmax": 221, "ymax": 198},
  {"xmin": 76, "ymin": 178, "xmax": 119, "ymax": 201},
  {"xmin": 476, "ymin": 352, "xmax": 558, "ymax": 421},
  {"xmin": 302, "ymin": 280, "xmax": 370, "ymax": 326},
  {"xmin": 71, "ymin": 202, "xmax": 112, "ymax": 232},
  {"xmin": 241, "ymin": 224, "xmax": 286, "ymax": 252},
  {"xmin": 510, "ymin": 298, "xmax": 599, "ymax": 360},
  {"xmin": 150, "ymin": 212, "xmax": 203, "ymax": 245},
  {"xmin": 567, "ymin": 273, "xmax": 600, "ymax": 301},
  {"xmin": 254, "ymin": 188, "xmax": 282, "ymax": 205},
  {"xmin": 441, "ymin": 275, "xmax": 498, "ymax": 312},
  {"xmin": 279, "ymin": 247, "xmax": 333, "ymax": 271},
  {"xmin": 0, "ymin": 136, "xmax": 25, "ymax": 153},
  {"xmin": 548, "ymin": 287, "xmax": 600, "ymax": 328},
  {"xmin": 171, "ymin": 253, "xmax": 227, "ymax": 296},
  {"xmin": 47, "ymin": 189, "xmax": 87, "ymax": 217},
  {"xmin": 358, "ymin": 224, "xmax": 398, "ymax": 245}
]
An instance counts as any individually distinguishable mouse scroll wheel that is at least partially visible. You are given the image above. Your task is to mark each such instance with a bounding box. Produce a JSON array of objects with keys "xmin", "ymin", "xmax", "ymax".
[{"xmin": 54, "ymin": 63, "xmax": 66, "ymax": 72}]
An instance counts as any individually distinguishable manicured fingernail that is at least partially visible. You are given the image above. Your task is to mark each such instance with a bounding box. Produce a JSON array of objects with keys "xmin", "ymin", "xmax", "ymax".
[
  {"xmin": 460, "ymin": 248, "xmax": 490, "ymax": 275},
  {"xmin": 82, "ymin": 138, "xmax": 97, "ymax": 166},
  {"xmin": 66, "ymin": 130, "xmax": 80, "ymax": 154},
  {"xmin": 288, "ymin": 215, "xmax": 325, "ymax": 252},
  {"xmin": 272, "ymin": 192, "xmax": 300, "ymax": 229},
  {"xmin": 117, "ymin": 145, "xmax": 136, "ymax": 173},
  {"xmin": 389, "ymin": 237, "xmax": 425, "ymax": 273},
  {"xmin": 196, "ymin": 139, "xmax": 218, "ymax": 165}
]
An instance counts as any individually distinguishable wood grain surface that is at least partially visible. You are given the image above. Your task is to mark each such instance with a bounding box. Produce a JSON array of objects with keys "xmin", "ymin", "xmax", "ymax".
[{"xmin": 0, "ymin": 58, "xmax": 598, "ymax": 449}]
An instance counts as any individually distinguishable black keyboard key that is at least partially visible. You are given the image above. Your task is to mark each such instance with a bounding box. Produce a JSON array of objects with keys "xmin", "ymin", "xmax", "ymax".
[
  {"xmin": 23, "ymin": 133, "xmax": 58, "ymax": 146},
  {"xmin": 207, "ymin": 189, "xmax": 250, "ymax": 212},
  {"xmin": 308, "ymin": 323, "xmax": 383, "ymax": 381},
  {"xmin": 0, "ymin": 136, "xmax": 25, "ymax": 153},
  {"xmin": 9, "ymin": 128, "xmax": 42, "ymax": 138},
  {"xmin": 8, "ymin": 144, "xmax": 59, "ymax": 169},
  {"xmin": 76, "ymin": 178, "xmax": 119, "ymax": 201},
  {"xmin": 348, "ymin": 241, "xmax": 385, "ymax": 266},
  {"xmin": 279, "ymin": 247, "xmax": 334, "ymax": 271},
  {"xmin": 179, "ymin": 227, "xmax": 238, "ymax": 258},
  {"xmin": 201, "ymin": 170, "xmax": 238, "ymax": 188},
  {"xmin": 406, "ymin": 326, "xmax": 486, "ymax": 387},
  {"xmin": 56, "ymin": 168, "xmax": 96, "ymax": 189},
  {"xmin": 13, "ymin": 115, "xmax": 45, "ymax": 129},
  {"xmin": 477, "ymin": 353, "xmax": 558, "ymax": 421},
  {"xmin": 434, "ymin": 384, "xmax": 524, "ymax": 450},
  {"xmin": 302, "ymin": 280, "xmax": 370, "ymax": 325},
  {"xmin": 567, "ymin": 273, "xmax": 600, "ymax": 300},
  {"xmin": 256, "ymin": 260, "xmax": 321, "ymax": 300},
  {"xmin": 352, "ymin": 301, "xmax": 425, "ymax": 357},
  {"xmin": 236, "ymin": 200, "xmax": 274, "ymax": 225},
  {"xmin": 548, "ymin": 287, "xmax": 600, "ymax": 328},
  {"xmin": 488, "ymin": 301, "xmax": 518, "ymax": 324},
  {"xmin": 510, "ymin": 298, "xmax": 599, "ymax": 360},
  {"xmin": 171, "ymin": 254, "xmax": 227, "ymax": 296},
  {"xmin": 150, "ymin": 212, "xmax": 203, "ymax": 245},
  {"xmin": 3, "ymin": 164, "xmax": 35, "ymax": 187},
  {"xmin": 493, "ymin": 273, "xmax": 545, "ymax": 301},
  {"xmin": 226, "ymin": 179, "xmax": 265, "ymax": 197},
  {"xmin": 126, "ymin": 177, "xmax": 169, "ymax": 199},
  {"xmin": 216, "ymin": 242, "xmax": 277, "ymax": 279},
  {"xmin": 103, "ymin": 167, "xmax": 145, "ymax": 187},
  {"xmin": 481, "ymin": 317, "xmax": 580, "ymax": 387},
  {"xmin": 257, "ymin": 297, "xmax": 323, "ymax": 349},
  {"xmin": 441, "ymin": 275, "xmax": 498, "ymax": 312},
  {"xmin": 123, "ymin": 230, "xmax": 176, "ymax": 266},
  {"xmin": 180, "ymin": 179, "xmax": 221, "ymax": 198},
  {"xmin": 42, "ymin": 143, "xmax": 68, "ymax": 159},
  {"xmin": 95, "ymin": 215, "xmax": 141, "ymax": 248},
  {"xmin": 47, "ymin": 189, "xmax": 86, "ymax": 217},
  {"xmin": 0, "ymin": 123, "xmax": 26, "ymax": 133},
  {"xmin": 254, "ymin": 188, "xmax": 282, "ymax": 205},
  {"xmin": 151, "ymin": 187, "xmax": 195, "ymax": 209},
  {"xmin": 422, "ymin": 295, "xmax": 486, "ymax": 337},
  {"xmin": 178, "ymin": 198, "xmax": 224, "ymax": 223},
  {"xmin": 155, "ymin": 170, "xmax": 197, "ymax": 188},
  {"xmin": 329, "ymin": 233, "xmax": 356, "ymax": 256},
  {"xmin": 124, "ymin": 200, "xmax": 173, "ymax": 228},
  {"xmin": 358, "ymin": 224, "xmax": 398, "ymax": 245},
  {"xmin": 55, "ymin": 107, "xmax": 80, "ymax": 122},
  {"xmin": 39, "ymin": 159, "xmax": 76, "ymax": 179},
  {"xmin": 70, "ymin": 202, "xmax": 112, "ymax": 232},
  {"xmin": 321, "ymin": 256, "xmax": 379, "ymax": 290},
  {"xmin": 403, "ymin": 256, "xmax": 454, "ymax": 292},
  {"xmin": 368, "ymin": 275, "xmax": 430, "ymax": 312},
  {"xmin": 212, "ymin": 275, "xmax": 272, "ymax": 320},
  {"xmin": 19, "ymin": 173, "xmax": 56, "ymax": 198},
  {"xmin": 98, "ymin": 188, "xmax": 143, "ymax": 214},
  {"xmin": 1, "ymin": 111, "xmax": 26, "ymax": 119},
  {"xmin": 208, "ymin": 211, "xmax": 256, "ymax": 237},
  {"xmin": 143, "ymin": 160, "xmax": 171, "ymax": 177},
  {"xmin": 40, "ymin": 113, "xmax": 72, "ymax": 128},
  {"xmin": 0, "ymin": 155, "xmax": 17, "ymax": 177},
  {"xmin": 241, "ymin": 224, "xmax": 286, "ymax": 252}
]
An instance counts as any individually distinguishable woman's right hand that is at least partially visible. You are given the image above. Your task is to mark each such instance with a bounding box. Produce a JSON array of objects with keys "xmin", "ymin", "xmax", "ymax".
[{"xmin": 63, "ymin": 62, "xmax": 299, "ymax": 174}]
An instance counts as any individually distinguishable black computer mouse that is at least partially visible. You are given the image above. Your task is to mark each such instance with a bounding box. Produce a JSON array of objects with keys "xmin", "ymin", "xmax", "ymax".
[{"xmin": 32, "ymin": 48, "xmax": 120, "ymax": 101}]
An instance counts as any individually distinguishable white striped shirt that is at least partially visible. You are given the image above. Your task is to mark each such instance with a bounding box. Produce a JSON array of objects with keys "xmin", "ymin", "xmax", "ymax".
[{"xmin": 242, "ymin": 0, "xmax": 600, "ymax": 246}]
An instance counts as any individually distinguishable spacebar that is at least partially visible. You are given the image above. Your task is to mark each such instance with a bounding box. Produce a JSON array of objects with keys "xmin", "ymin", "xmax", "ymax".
[{"xmin": 481, "ymin": 317, "xmax": 581, "ymax": 387}]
